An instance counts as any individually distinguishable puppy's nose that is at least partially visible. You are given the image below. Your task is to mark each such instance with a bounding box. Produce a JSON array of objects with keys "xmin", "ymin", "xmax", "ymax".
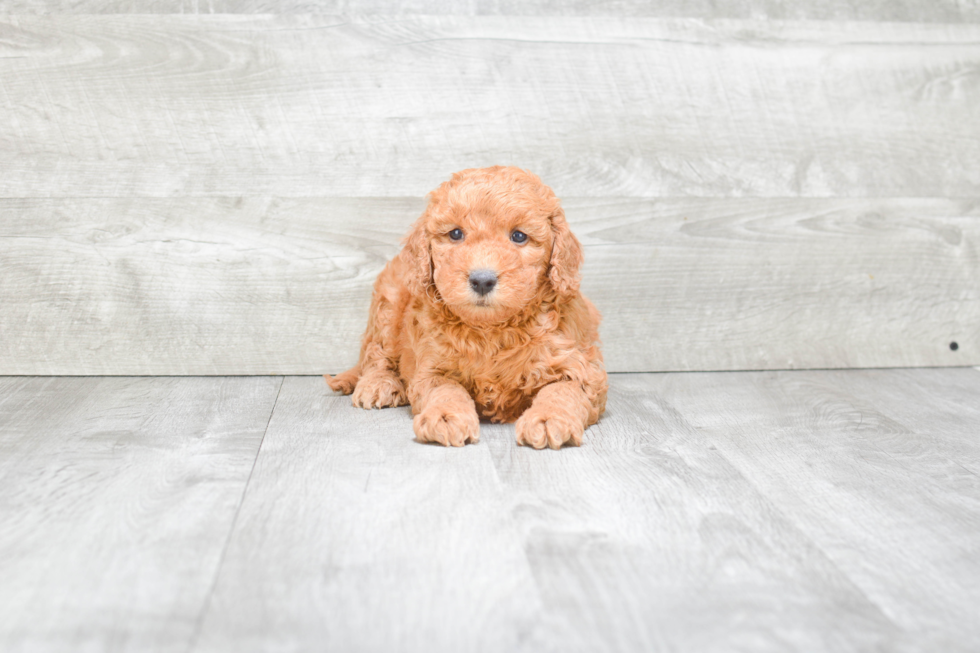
[{"xmin": 469, "ymin": 269, "xmax": 498, "ymax": 296}]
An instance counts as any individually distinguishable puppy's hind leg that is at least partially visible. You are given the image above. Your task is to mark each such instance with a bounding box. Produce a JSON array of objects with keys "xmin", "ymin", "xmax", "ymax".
[
  {"xmin": 324, "ymin": 366, "xmax": 361, "ymax": 395},
  {"xmin": 326, "ymin": 362, "xmax": 406, "ymax": 408},
  {"xmin": 326, "ymin": 351, "xmax": 406, "ymax": 409},
  {"xmin": 349, "ymin": 264, "xmax": 410, "ymax": 409},
  {"xmin": 352, "ymin": 362, "xmax": 408, "ymax": 409}
]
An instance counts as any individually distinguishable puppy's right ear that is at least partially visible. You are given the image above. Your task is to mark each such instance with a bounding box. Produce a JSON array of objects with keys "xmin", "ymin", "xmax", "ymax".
[
  {"xmin": 403, "ymin": 212, "xmax": 432, "ymax": 297},
  {"xmin": 548, "ymin": 204, "xmax": 584, "ymax": 302}
]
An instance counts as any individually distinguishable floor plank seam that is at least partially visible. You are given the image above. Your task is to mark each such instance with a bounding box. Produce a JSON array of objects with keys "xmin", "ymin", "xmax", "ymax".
[
  {"xmin": 659, "ymin": 390, "xmax": 905, "ymax": 632},
  {"xmin": 185, "ymin": 375, "xmax": 285, "ymax": 653}
]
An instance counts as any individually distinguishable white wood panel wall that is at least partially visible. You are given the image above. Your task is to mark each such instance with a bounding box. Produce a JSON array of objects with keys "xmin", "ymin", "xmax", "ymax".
[
  {"xmin": 3, "ymin": 1, "xmax": 979, "ymax": 21},
  {"xmin": 1, "ymin": 10, "xmax": 978, "ymax": 374},
  {"xmin": 2, "ymin": 17, "xmax": 980, "ymax": 198}
]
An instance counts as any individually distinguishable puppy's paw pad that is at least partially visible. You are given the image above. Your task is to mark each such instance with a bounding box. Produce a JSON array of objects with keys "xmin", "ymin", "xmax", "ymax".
[
  {"xmin": 414, "ymin": 405, "xmax": 480, "ymax": 447},
  {"xmin": 351, "ymin": 374, "xmax": 408, "ymax": 409},
  {"xmin": 515, "ymin": 410, "xmax": 584, "ymax": 450}
]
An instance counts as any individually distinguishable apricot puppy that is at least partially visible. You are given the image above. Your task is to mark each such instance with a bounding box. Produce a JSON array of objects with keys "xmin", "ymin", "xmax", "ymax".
[{"xmin": 326, "ymin": 166, "xmax": 607, "ymax": 449}]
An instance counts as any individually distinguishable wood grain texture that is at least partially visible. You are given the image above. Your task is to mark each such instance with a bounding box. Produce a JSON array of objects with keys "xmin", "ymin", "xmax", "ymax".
[
  {"xmin": 652, "ymin": 369, "xmax": 980, "ymax": 650},
  {"xmin": 479, "ymin": 377, "xmax": 899, "ymax": 652},
  {"xmin": 2, "ymin": 369, "xmax": 978, "ymax": 651},
  {"xmin": 195, "ymin": 373, "xmax": 901, "ymax": 652},
  {"xmin": 1, "ymin": 16, "xmax": 979, "ymax": 198},
  {"xmin": 0, "ymin": 375, "xmax": 282, "ymax": 653},
  {"xmin": 3, "ymin": 0, "xmax": 980, "ymax": 22},
  {"xmin": 192, "ymin": 375, "xmax": 541, "ymax": 652},
  {"xmin": 1, "ymin": 197, "xmax": 976, "ymax": 374},
  {"xmin": 824, "ymin": 367, "xmax": 980, "ymax": 477}
]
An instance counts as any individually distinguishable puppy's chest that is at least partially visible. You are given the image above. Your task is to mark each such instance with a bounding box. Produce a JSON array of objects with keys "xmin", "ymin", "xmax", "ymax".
[{"xmin": 435, "ymin": 332, "xmax": 558, "ymax": 420}]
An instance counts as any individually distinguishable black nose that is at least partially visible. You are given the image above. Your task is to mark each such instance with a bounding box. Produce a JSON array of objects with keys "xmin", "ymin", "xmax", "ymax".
[{"xmin": 469, "ymin": 269, "xmax": 497, "ymax": 296}]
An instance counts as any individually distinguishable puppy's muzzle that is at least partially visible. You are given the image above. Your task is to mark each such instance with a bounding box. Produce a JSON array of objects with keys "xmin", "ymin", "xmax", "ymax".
[{"xmin": 469, "ymin": 269, "xmax": 498, "ymax": 296}]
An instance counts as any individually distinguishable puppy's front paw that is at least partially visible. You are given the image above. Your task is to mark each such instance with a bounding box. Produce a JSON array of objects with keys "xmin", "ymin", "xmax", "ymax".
[
  {"xmin": 515, "ymin": 407, "xmax": 585, "ymax": 450},
  {"xmin": 352, "ymin": 373, "xmax": 408, "ymax": 409},
  {"xmin": 413, "ymin": 403, "xmax": 480, "ymax": 447}
]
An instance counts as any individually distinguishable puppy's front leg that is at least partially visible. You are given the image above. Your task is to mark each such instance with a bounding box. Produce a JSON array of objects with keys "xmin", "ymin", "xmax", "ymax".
[
  {"xmin": 516, "ymin": 381, "xmax": 593, "ymax": 450},
  {"xmin": 410, "ymin": 379, "xmax": 480, "ymax": 447}
]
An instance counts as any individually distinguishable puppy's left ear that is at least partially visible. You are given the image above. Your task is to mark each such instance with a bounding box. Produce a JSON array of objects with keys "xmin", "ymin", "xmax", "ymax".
[{"xmin": 548, "ymin": 206, "xmax": 584, "ymax": 301}]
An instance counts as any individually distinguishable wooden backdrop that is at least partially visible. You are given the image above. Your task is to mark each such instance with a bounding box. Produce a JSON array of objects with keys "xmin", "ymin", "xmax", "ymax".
[{"xmin": 1, "ymin": 4, "xmax": 978, "ymax": 374}]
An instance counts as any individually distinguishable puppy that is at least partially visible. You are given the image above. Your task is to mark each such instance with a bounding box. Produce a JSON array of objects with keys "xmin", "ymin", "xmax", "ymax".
[{"xmin": 325, "ymin": 166, "xmax": 607, "ymax": 449}]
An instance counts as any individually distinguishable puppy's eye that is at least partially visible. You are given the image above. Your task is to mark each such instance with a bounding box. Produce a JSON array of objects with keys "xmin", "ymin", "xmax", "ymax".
[
  {"xmin": 449, "ymin": 228, "xmax": 464, "ymax": 241},
  {"xmin": 510, "ymin": 230, "xmax": 528, "ymax": 244}
]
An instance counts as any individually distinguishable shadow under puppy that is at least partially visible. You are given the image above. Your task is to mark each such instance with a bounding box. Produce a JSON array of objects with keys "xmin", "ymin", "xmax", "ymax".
[{"xmin": 326, "ymin": 166, "xmax": 607, "ymax": 449}]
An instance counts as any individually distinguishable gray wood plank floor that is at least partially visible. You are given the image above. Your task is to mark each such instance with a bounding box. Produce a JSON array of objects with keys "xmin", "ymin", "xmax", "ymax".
[
  {"xmin": 2, "ymin": 369, "xmax": 978, "ymax": 652},
  {"xmin": 0, "ymin": 376, "xmax": 283, "ymax": 653}
]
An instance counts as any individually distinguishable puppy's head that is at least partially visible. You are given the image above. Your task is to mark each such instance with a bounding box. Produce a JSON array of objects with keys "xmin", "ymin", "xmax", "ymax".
[{"xmin": 405, "ymin": 166, "xmax": 583, "ymax": 325}]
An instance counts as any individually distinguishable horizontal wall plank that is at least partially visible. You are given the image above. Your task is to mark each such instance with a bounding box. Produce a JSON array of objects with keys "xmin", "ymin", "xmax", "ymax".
[
  {"xmin": 577, "ymin": 197, "xmax": 980, "ymax": 371},
  {"xmin": 1, "ymin": 196, "xmax": 976, "ymax": 374},
  {"xmin": 1, "ymin": 16, "xmax": 979, "ymax": 198},
  {"xmin": 0, "ymin": 375, "xmax": 281, "ymax": 652},
  {"xmin": 3, "ymin": 1, "xmax": 979, "ymax": 22}
]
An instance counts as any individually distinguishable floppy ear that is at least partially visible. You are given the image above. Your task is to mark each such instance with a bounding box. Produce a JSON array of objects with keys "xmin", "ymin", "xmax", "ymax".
[
  {"xmin": 548, "ymin": 206, "xmax": 584, "ymax": 302},
  {"xmin": 403, "ymin": 212, "xmax": 432, "ymax": 298}
]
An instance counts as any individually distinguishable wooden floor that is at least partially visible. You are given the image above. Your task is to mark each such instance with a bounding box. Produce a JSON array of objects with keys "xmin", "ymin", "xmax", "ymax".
[{"xmin": 1, "ymin": 369, "xmax": 979, "ymax": 652}]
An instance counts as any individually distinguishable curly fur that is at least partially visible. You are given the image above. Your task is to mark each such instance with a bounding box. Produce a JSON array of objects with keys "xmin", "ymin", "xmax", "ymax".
[{"xmin": 325, "ymin": 166, "xmax": 607, "ymax": 449}]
